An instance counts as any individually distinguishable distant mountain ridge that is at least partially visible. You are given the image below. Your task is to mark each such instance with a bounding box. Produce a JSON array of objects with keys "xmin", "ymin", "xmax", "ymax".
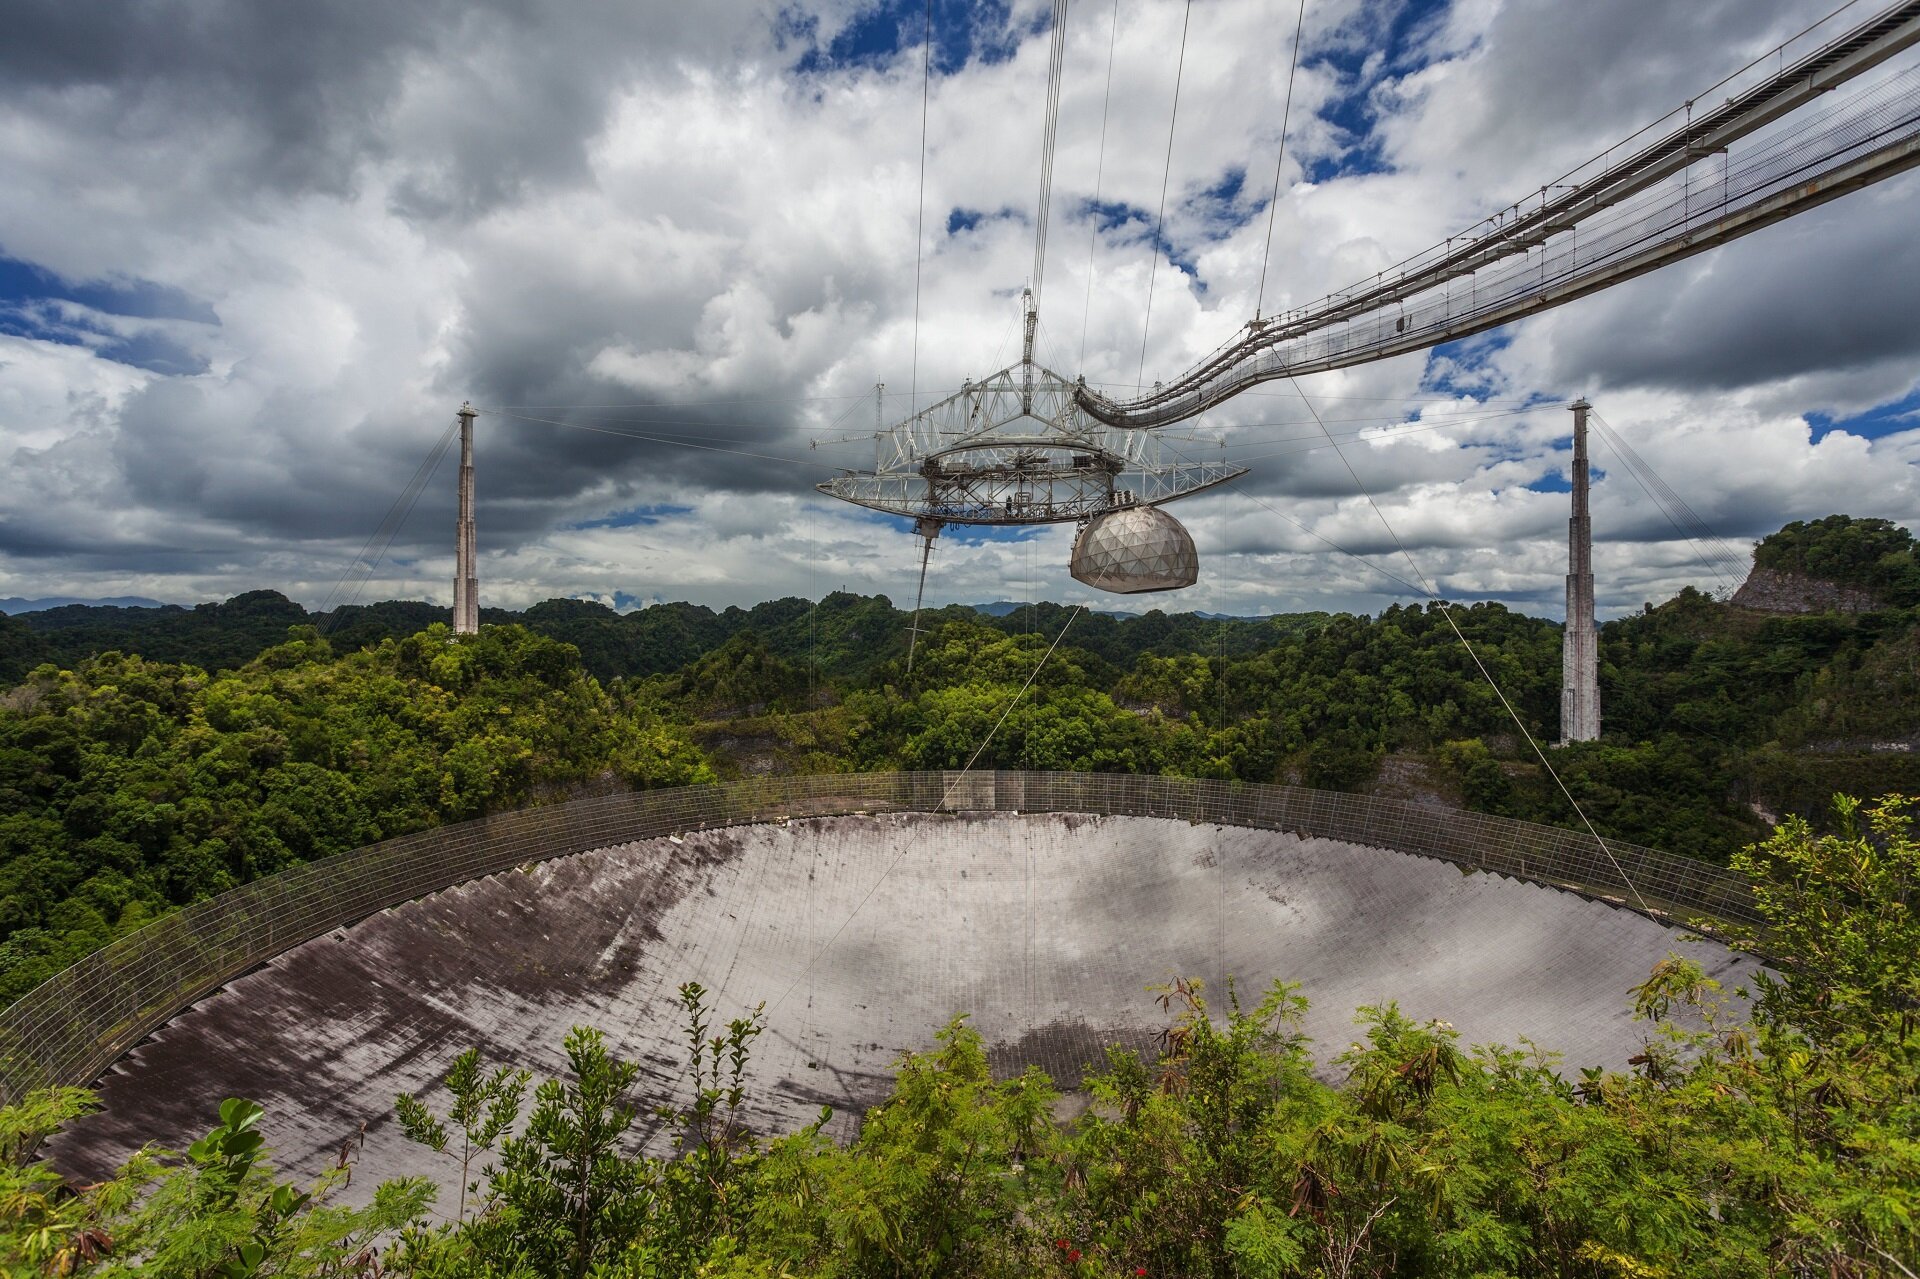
[
  {"xmin": 970, "ymin": 601, "xmax": 1148, "ymax": 621},
  {"xmin": 0, "ymin": 595, "xmax": 167, "ymax": 613},
  {"xmin": 971, "ymin": 601, "xmax": 1276, "ymax": 623}
]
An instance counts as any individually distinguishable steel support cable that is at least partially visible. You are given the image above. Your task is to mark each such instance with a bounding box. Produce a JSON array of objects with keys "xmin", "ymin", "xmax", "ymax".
[
  {"xmin": 1587, "ymin": 411, "xmax": 1748, "ymax": 589},
  {"xmin": 1136, "ymin": 0, "xmax": 1195, "ymax": 390},
  {"xmin": 460, "ymin": 419, "xmax": 864, "ymax": 448},
  {"xmin": 316, "ymin": 416, "xmax": 461, "ymax": 632},
  {"xmin": 1254, "ymin": 0, "xmax": 1309, "ymax": 320},
  {"xmin": 766, "ymin": 605, "xmax": 1084, "ymax": 1017},
  {"xmin": 1284, "ymin": 376, "xmax": 1653, "ymax": 914},
  {"xmin": 911, "ymin": 0, "xmax": 933, "ymax": 416},
  {"xmin": 1209, "ymin": 404, "xmax": 1553, "ymax": 456},
  {"xmin": 1587, "ymin": 412, "xmax": 1746, "ymax": 581},
  {"xmin": 1085, "ymin": 7, "xmax": 1920, "ymax": 427},
  {"xmin": 1223, "ymin": 399, "xmax": 1548, "ymax": 430},
  {"xmin": 1219, "ymin": 0, "xmax": 1920, "ymax": 359},
  {"xmin": 486, "ymin": 391, "xmax": 947, "ymax": 411},
  {"xmin": 438, "ymin": 396, "xmax": 887, "ymax": 447},
  {"xmin": 1031, "ymin": 0, "xmax": 1073, "ymax": 311},
  {"xmin": 1080, "ymin": 0, "xmax": 1123, "ymax": 371},
  {"xmin": 1097, "ymin": 96, "xmax": 1920, "ymax": 428}
]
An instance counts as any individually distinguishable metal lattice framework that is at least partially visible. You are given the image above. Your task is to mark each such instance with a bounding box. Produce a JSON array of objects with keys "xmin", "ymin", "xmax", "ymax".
[
  {"xmin": 1077, "ymin": 0, "xmax": 1920, "ymax": 429},
  {"xmin": 0, "ymin": 771, "xmax": 1764, "ymax": 1110},
  {"xmin": 819, "ymin": 293, "xmax": 1245, "ymax": 525}
]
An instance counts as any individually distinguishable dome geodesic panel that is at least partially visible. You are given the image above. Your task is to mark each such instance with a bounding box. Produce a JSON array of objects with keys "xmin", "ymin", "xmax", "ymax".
[{"xmin": 1070, "ymin": 505, "xmax": 1199, "ymax": 593}]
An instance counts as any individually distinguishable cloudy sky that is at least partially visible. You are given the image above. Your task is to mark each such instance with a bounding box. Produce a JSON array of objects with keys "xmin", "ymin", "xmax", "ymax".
[{"xmin": 2, "ymin": 0, "xmax": 1917, "ymax": 620}]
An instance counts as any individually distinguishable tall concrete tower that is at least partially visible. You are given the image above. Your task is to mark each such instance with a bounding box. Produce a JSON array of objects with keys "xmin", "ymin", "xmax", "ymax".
[
  {"xmin": 452, "ymin": 403, "xmax": 479, "ymax": 635},
  {"xmin": 1560, "ymin": 399, "xmax": 1599, "ymax": 743}
]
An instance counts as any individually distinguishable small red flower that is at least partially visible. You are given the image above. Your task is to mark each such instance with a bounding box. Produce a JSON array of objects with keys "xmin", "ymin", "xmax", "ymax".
[
  {"xmin": 1137, "ymin": 1270, "xmax": 1148, "ymax": 1276},
  {"xmin": 1069, "ymin": 1250, "xmax": 1082, "ymax": 1262},
  {"xmin": 1055, "ymin": 1239, "xmax": 1070, "ymax": 1250}
]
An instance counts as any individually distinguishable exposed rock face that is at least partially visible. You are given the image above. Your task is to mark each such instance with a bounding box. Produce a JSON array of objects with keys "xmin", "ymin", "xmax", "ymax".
[
  {"xmin": 1731, "ymin": 566, "xmax": 1882, "ymax": 614},
  {"xmin": 1370, "ymin": 753, "xmax": 1458, "ymax": 810}
]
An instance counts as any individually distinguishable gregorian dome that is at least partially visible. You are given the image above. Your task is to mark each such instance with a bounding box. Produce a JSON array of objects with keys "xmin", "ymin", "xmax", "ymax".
[{"xmin": 1070, "ymin": 503, "xmax": 1199, "ymax": 594}]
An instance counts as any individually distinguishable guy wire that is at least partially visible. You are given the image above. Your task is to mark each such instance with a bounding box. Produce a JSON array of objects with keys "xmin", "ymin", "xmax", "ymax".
[
  {"xmin": 1255, "ymin": 0, "xmax": 1309, "ymax": 320},
  {"xmin": 1285, "ymin": 378, "xmax": 1653, "ymax": 915},
  {"xmin": 911, "ymin": 0, "xmax": 933, "ymax": 417},
  {"xmin": 1031, "ymin": 0, "xmax": 1073, "ymax": 311},
  {"xmin": 1137, "ymin": 0, "xmax": 1194, "ymax": 391},
  {"xmin": 1080, "ymin": 0, "xmax": 1122, "ymax": 372},
  {"xmin": 317, "ymin": 416, "xmax": 461, "ymax": 633},
  {"xmin": 1589, "ymin": 409, "xmax": 1747, "ymax": 590}
]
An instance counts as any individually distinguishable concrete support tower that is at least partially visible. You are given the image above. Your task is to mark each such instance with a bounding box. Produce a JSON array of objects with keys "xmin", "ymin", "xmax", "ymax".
[
  {"xmin": 1560, "ymin": 399, "xmax": 1600, "ymax": 743},
  {"xmin": 453, "ymin": 402, "xmax": 479, "ymax": 635}
]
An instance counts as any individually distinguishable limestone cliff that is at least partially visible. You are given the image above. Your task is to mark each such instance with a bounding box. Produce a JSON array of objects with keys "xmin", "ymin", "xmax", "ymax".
[{"xmin": 1730, "ymin": 565, "xmax": 1883, "ymax": 614}]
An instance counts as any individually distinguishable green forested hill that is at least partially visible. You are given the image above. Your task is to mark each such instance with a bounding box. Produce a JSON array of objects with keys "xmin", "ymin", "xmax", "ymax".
[
  {"xmin": 1750, "ymin": 513, "xmax": 1920, "ymax": 604},
  {"xmin": 0, "ymin": 626, "xmax": 710, "ymax": 1003}
]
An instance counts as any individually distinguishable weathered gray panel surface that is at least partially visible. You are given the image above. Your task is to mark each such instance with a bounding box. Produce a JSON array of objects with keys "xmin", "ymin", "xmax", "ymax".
[{"xmin": 49, "ymin": 814, "xmax": 1752, "ymax": 1200}]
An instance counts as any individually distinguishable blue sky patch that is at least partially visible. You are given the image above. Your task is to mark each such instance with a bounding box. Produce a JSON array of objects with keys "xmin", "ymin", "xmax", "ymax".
[
  {"xmin": 0, "ymin": 252, "xmax": 217, "ymax": 375},
  {"xmin": 1081, "ymin": 198, "xmax": 1151, "ymax": 238},
  {"xmin": 1806, "ymin": 388, "xmax": 1920, "ymax": 444},
  {"xmin": 947, "ymin": 206, "xmax": 1023, "ymax": 236},
  {"xmin": 0, "ymin": 255, "xmax": 217, "ymax": 325},
  {"xmin": 1084, "ymin": 197, "xmax": 1201, "ymax": 282},
  {"xmin": 1189, "ymin": 166, "xmax": 1261, "ymax": 243},
  {"xmin": 789, "ymin": 0, "xmax": 1018, "ymax": 76},
  {"xmin": 573, "ymin": 503, "xmax": 697, "ymax": 530},
  {"xmin": 1421, "ymin": 330, "xmax": 1514, "ymax": 398},
  {"xmin": 1526, "ymin": 459, "xmax": 1609, "ymax": 497},
  {"xmin": 1303, "ymin": 0, "xmax": 1450, "ymax": 182}
]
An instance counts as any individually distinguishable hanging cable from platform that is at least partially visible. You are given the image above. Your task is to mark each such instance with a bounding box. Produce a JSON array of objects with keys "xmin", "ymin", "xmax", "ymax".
[
  {"xmin": 909, "ymin": 0, "xmax": 933, "ymax": 420},
  {"xmin": 769, "ymin": 604, "xmax": 1085, "ymax": 1018},
  {"xmin": 1254, "ymin": 0, "xmax": 1309, "ymax": 322},
  {"xmin": 1136, "ymin": 0, "xmax": 1194, "ymax": 391},
  {"xmin": 1588, "ymin": 409, "xmax": 1749, "ymax": 592},
  {"xmin": 1079, "ymin": 0, "xmax": 1122, "ymax": 372},
  {"xmin": 904, "ymin": 516, "xmax": 942, "ymax": 674},
  {"xmin": 1030, "ymin": 0, "xmax": 1072, "ymax": 313}
]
